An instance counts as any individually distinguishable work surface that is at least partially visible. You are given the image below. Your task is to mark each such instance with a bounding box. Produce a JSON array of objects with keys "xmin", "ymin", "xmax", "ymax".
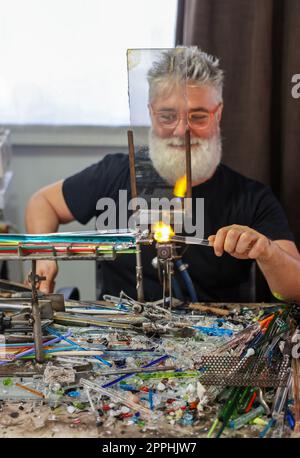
[
  {"xmin": 0, "ymin": 301, "xmax": 299, "ymax": 439},
  {"xmin": 0, "ymin": 401, "xmax": 283, "ymax": 438}
]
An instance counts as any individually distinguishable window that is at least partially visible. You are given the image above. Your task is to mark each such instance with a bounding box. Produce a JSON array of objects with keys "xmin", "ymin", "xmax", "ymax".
[{"xmin": 0, "ymin": 0, "xmax": 177, "ymax": 125}]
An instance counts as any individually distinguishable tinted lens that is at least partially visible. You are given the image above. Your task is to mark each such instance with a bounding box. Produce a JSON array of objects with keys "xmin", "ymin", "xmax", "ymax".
[
  {"xmin": 156, "ymin": 111, "xmax": 178, "ymax": 126},
  {"xmin": 189, "ymin": 112, "xmax": 210, "ymax": 127}
]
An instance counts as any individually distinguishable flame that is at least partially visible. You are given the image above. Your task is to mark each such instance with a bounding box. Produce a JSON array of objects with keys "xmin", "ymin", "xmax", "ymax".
[
  {"xmin": 153, "ymin": 221, "xmax": 174, "ymax": 243},
  {"xmin": 173, "ymin": 175, "xmax": 187, "ymax": 198}
]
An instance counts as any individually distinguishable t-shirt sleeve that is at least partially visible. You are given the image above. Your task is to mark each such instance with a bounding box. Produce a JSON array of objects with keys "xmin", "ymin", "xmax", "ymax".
[
  {"xmin": 250, "ymin": 185, "xmax": 294, "ymax": 242},
  {"xmin": 62, "ymin": 153, "xmax": 129, "ymax": 224}
]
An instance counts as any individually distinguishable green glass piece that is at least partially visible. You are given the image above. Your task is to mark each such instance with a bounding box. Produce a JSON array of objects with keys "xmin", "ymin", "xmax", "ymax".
[{"xmin": 72, "ymin": 401, "xmax": 86, "ymax": 410}]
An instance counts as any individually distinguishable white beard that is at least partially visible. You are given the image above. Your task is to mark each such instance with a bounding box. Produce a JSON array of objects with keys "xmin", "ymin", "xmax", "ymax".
[{"xmin": 148, "ymin": 128, "xmax": 222, "ymax": 185}]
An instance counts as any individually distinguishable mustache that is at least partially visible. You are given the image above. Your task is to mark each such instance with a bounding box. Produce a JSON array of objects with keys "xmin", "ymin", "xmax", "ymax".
[{"xmin": 163, "ymin": 137, "xmax": 204, "ymax": 147}]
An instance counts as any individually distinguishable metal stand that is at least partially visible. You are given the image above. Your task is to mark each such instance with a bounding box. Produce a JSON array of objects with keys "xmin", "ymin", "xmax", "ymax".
[
  {"xmin": 135, "ymin": 241, "xmax": 144, "ymax": 303},
  {"xmin": 28, "ymin": 260, "xmax": 45, "ymax": 363},
  {"xmin": 157, "ymin": 243, "xmax": 174, "ymax": 310},
  {"xmin": 128, "ymin": 129, "xmax": 145, "ymax": 302}
]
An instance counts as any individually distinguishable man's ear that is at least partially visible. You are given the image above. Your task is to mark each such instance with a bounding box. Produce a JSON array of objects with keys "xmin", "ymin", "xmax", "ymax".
[
  {"xmin": 148, "ymin": 103, "xmax": 155, "ymax": 123},
  {"xmin": 217, "ymin": 103, "xmax": 224, "ymax": 122}
]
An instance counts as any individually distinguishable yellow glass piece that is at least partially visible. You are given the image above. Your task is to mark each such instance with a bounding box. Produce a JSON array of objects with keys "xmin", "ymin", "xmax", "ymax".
[{"xmin": 251, "ymin": 417, "xmax": 268, "ymax": 426}]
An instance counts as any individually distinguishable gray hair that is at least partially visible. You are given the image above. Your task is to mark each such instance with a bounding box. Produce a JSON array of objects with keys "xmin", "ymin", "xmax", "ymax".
[{"xmin": 147, "ymin": 46, "xmax": 224, "ymax": 102}]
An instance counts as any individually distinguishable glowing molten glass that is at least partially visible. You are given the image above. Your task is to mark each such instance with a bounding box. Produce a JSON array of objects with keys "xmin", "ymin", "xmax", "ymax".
[
  {"xmin": 153, "ymin": 222, "xmax": 174, "ymax": 243},
  {"xmin": 173, "ymin": 175, "xmax": 187, "ymax": 198}
]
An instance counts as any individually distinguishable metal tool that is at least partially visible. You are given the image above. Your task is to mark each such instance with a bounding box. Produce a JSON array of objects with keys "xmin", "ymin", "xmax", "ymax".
[{"xmin": 28, "ymin": 260, "xmax": 45, "ymax": 363}]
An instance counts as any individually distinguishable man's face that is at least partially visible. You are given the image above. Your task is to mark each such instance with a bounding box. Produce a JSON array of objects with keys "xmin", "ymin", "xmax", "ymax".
[
  {"xmin": 148, "ymin": 83, "xmax": 223, "ymax": 186},
  {"xmin": 150, "ymin": 83, "xmax": 223, "ymax": 142}
]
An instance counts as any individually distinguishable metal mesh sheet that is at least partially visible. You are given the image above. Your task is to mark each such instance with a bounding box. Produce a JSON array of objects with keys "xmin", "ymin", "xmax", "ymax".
[{"xmin": 197, "ymin": 355, "xmax": 290, "ymax": 387}]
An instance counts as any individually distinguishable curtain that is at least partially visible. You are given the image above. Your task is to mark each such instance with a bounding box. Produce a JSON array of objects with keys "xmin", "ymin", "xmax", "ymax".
[{"xmin": 176, "ymin": 0, "xmax": 300, "ymax": 245}]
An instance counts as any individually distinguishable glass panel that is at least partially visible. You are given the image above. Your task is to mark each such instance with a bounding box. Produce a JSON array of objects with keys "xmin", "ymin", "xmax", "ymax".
[{"xmin": 127, "ymin": 48, "xmax": 190, "ymax": 236}]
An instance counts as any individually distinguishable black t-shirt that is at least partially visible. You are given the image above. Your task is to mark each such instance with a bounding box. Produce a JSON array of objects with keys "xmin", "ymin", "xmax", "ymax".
[{"xmin": 62, "ymin": 153, "xmax": 294, "ymax": 302}]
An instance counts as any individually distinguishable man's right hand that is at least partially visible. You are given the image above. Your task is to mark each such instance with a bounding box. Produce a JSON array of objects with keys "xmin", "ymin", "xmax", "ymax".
[{"xmin": 25, "ymin": 260, "xmax": 58, "ymax": 294}]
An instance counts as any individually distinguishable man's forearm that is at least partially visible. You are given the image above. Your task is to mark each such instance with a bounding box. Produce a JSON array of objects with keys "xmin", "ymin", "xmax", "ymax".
[
  {"xmin": 257, "ymin": 242, "xmax": 300, "ymax": 302},
  {"xmin": 25, "ymin": 193, "xmax": 60, "ymax": 233}
]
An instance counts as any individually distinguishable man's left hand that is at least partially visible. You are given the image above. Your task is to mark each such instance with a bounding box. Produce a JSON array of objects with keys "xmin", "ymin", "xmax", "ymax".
[{"xmin": 208, "ymin": 224, "xmax": 273, "ymax": 261}]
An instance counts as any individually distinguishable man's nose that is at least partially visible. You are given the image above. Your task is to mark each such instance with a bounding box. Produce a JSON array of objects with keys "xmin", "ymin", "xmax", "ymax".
[{"xmin": 172, "ymin": 117, "xmax": 187, "ymax": 137}]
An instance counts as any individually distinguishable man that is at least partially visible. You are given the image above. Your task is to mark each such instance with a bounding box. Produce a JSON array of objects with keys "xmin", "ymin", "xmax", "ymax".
[{"xmin": 25, "ymin": 47, "xmax": 300, "ymax": 302}]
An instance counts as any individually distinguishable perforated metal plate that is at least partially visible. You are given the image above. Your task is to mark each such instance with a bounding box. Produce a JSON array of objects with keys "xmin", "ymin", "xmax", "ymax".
[{"xmin": 196, "ymin": 355, "xmax": 290, "ymax": 387}]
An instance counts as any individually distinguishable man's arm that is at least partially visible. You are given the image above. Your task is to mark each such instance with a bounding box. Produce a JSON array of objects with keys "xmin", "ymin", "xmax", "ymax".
[
  {"xmin": 209, "ymin": 225, "xmax": 300, "ymax": 303},
  {"xmin": 25, "ymin": 180, "xmax": 75, "ymax": 232},
  {"xmin": 256, "ymin": 239, "xmax": 300, "ymax": 302},
  {"xmin": 25, "ymin": 180, "xmax": 75, "ymax": 293}
]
